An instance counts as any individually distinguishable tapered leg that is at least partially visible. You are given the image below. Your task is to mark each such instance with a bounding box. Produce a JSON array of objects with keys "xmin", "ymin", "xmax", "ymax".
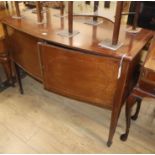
[
  {"xmin": 107, "ymin": 106, "xmax": 122, "ymax": 147},
  {"xmin": 120, "ymin": 94, "xmax": 136, "ymax": 141},
  {"xmin": 14, "ymin": 63, "xmax": 24, "ymax": 94},
  {"xmin": 131, "ymin": 98, "xmax": 142, "ymax": 120}
]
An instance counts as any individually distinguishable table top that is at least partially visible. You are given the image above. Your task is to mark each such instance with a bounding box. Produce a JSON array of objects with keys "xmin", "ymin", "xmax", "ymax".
[{"xmin": 2, "ymin": 8, "xmax": 153, "ymax": 61}]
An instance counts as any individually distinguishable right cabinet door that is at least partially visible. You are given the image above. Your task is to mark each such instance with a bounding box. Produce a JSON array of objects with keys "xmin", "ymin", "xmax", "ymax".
[{"xmin": 40, "ymin": 43, "xmax": 119, "ymax": 109}]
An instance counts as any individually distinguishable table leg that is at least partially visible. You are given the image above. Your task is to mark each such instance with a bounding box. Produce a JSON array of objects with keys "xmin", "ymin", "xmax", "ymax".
[
  {"xmin": 14, "ymin": 63, "xmax": 24, "ymax": 94},
  {"xmin": 107, "ymin": 101, "xmax": 123, "ymax": 147}
]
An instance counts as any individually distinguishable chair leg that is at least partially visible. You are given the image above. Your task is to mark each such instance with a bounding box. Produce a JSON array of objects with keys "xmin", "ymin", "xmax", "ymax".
[
  {"xmin": 2, "ymin": 61, "xmax": 14, "ymax": 87},
  {"xmin": 120, "ymin": 94, "xmax": 136, "ymax": 141},
  {"xmin": 131, "ymin": 98, "xmax": 142, "ymax": 120},
  {"xmin": 14, "ymin": 63, "xmax": 24, "ymax": 94}
]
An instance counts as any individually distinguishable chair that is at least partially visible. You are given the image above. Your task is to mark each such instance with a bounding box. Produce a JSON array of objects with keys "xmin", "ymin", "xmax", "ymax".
[
  {"xmin": 0, "ymin": 37, "xmax": 12, "ymax": 87},
  {"xmin": 120, "ymin": 36, "xmax": 155, "ymax": 141}
]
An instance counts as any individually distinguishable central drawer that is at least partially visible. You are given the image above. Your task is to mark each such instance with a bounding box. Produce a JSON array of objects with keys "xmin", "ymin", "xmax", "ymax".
[{"xmin": 40, "ymin": 43, "xmax": 119, "ymax": 109}]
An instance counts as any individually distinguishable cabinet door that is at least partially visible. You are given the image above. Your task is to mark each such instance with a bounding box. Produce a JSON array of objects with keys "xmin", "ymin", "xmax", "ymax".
[
  {"xmin": 7, "ymin": 26, "xmax": 42, "ymax": 81},
  {"xmin": 40, "ymin": 43, "xmax": 119, "ymax": 109}
]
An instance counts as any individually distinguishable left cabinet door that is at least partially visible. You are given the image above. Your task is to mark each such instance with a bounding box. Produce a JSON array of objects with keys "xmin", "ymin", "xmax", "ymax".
[{"xmin": 7, "ymin": 27, "xmax": 43, "ymax": 81}]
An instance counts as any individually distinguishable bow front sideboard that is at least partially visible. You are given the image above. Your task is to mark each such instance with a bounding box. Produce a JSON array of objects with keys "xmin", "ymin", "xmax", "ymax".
[{"xmin": 2, "ymin": 7, "xmax": 153, "ymax": 146}]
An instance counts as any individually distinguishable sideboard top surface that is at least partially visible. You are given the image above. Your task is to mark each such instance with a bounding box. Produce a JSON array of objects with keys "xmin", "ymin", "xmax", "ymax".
[{"xmin": 2, "ymin": 8, "xmax": 153, "ymax": 61}]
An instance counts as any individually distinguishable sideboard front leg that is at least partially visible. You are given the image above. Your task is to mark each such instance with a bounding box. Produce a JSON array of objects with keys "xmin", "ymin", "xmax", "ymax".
[
  {"xmin": 107, "ymin": 106, "xmax": 122, "ymax": 147},
  {"xmin": 107, "ymin": 59, "xmax": 129, "ymax": 147}
]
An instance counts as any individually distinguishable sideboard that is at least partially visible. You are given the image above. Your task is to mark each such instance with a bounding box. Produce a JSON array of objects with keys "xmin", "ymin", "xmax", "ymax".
[{"xmin": 2, "ymin": 8, "xmax": 153, "ymax": 146}]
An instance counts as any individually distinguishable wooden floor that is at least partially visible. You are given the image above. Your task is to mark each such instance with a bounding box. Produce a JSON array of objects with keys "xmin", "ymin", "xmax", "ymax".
[{"xmin": 0, "ymin": 76, "xmax": 155, "ymax": 153}]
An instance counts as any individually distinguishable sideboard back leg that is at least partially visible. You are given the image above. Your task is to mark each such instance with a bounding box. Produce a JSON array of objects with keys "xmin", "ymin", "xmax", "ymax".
[
  {"xmin": 14, "ymin": 63, "xmax": 24, "ymax": 94},
  {"xmin": 120, "ymin": 94, "xmax": 136, "ymax": 141}
]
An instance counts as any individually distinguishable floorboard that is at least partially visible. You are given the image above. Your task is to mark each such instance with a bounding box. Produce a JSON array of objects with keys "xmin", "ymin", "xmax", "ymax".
[{"xmin": 0, "ymin": 76, "xmax": 154, "ymax": 153}]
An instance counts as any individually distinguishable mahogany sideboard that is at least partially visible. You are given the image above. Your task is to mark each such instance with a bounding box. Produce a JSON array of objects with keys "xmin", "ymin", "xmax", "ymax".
[{"xmin": 2, "ymin": 8, "xmax": 153, "ymax": 146}]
